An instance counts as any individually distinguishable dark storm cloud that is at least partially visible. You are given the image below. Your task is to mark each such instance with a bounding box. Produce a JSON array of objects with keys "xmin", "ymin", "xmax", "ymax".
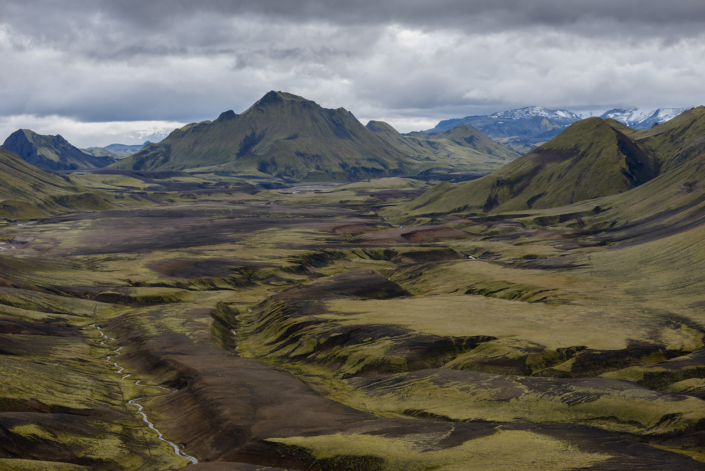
[
  {"xmin": 1, "ymin": 0, "xmax": 705, "ymax": 143},
  {"xmin": 3, "ymin": 0, "xmax": 705, "ymax": 54}
]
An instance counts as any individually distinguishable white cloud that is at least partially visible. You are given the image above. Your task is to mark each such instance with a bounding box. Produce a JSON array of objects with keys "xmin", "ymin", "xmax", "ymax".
[
  {"xmin": 0, "ymin": 115, "xmax": 185, "ymax": 148},
  {"xmin": 1, "ymin": 1, "xmax": 705, "ymax": 135}
]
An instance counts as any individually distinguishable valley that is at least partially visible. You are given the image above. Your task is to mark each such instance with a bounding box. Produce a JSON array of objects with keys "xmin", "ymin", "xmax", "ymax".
[
  {"xmin": 2, "ymin": 159, "xmax": 705, "ymax": 469},
  {"xmin": 2, "ymin": 2, "xmax": 703, "ymax": 469}
]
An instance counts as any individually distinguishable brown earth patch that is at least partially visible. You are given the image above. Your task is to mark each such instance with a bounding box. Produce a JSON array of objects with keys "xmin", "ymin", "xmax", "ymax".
[
  {"xmin": 148, "ymin": 258, "xmax": 274, "ymax": 279},
  {"xmin": 360, "ymin": 225, "xmax": 468, "ymax": 245},
  {"xmin": 0, "ymin": 316, "xmax": 79, "ymax": 337}
]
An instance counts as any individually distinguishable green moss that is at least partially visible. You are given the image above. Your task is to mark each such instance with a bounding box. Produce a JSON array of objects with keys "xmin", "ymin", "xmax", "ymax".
[
  {"xmin": 0, "ymin": 459, "xmax": 92, "ymax": 470},
  {"xmin": 269, "ymin": 429, "xmax": 610, "ymax": 470}
]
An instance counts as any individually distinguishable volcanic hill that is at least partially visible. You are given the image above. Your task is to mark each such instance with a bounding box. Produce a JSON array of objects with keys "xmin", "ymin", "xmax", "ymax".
[
  {"xmin": 2, "ymin": 129, "xmax": 115, "ymax": 171},
  {"xmin": 113, "ymin": 91, "xmax": 517, "ymax": 181}
]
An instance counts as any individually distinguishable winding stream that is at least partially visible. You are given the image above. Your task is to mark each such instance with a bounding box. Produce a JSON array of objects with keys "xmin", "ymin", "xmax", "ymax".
[
  {"xmin": 89, "ymin": 324, "xmax": 199, "ymax": 465},
  {"xmin": 231, "ymin": 312, "xmax": 242, "ymax": 357}
]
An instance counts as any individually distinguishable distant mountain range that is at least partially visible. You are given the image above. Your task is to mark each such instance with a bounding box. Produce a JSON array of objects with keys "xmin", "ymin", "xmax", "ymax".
[
  {"xmin": 1, "ymin": 129, "xmax": 115, "ymax": 171},
  {"xmin": 425, "ymin": 106, "xmax": 692, "ymax": 153},
  {"xmin": 113, "ymin": 91, "xmax": 519, "ymax": 181},
  {"xmin": 423, "ymin": 106, "xmax": 582, "ymax": 153},
  {"xmin": 599, "ymin": 108, "xmax": 689, "ymax": 129}
]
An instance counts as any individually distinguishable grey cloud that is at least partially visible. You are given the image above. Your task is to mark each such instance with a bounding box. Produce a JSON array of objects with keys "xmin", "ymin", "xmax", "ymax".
[
  {"xmin": 1, "ymin": 0, "xmax": 705, "ymax": 134},
  {"xmin": 4, "ymin": 1, "xmax": 705, "ymax": 52},
  {"xmin": 76, "ymin": 0, "xmax": 705, "ymax": 32}
]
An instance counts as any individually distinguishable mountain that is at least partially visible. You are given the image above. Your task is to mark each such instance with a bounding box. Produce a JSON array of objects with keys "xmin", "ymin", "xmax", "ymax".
[
  {"xmin": 395, "ymin": 107, "xmax": 705, "ymax": 221},
  {"xmin": 0, "ymin": 147, "xmax": 118, "ymax": 219},
  {"xmin": 398, "ymin": 117, "xmax": 658, "ymax": 215},
  {"xmin": 487, "ymin": 107, "xmax": 580, "ymax": 121},
  {"xmin": 600, "ymin": 108, "xmax": 690, "ymax": 129},
  {"xmin": 365, "ymin": 121, "xmax": 520, "ymax": 174},
  {"xmin": 113, "ymin": 91, "xmax": 514, "ymax": 182},
  {"xmin": 2, "ymin": 129, "xmax": 115, "ymax": 171},
  {"xmin": 82, "ymin": 142, "xmax": 150, "ymax": 159},
  {"xmin": 424, "ymin": 106, "xmax": 582, "ymax": 153},
  {"xmin": 113, "ymin": 91, "xmax": 410, "ymax": 181}
]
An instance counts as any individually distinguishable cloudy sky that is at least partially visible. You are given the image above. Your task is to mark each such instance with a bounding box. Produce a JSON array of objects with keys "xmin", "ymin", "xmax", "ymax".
[{"xmin": 1, "ymin": 0, "xmax": 705, "ymax": 147}]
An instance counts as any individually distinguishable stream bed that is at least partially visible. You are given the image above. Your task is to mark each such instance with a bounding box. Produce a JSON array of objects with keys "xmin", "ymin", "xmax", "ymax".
[{"xmin": 90, "ymin": 324, "xmax": 199, "ymax": 465}]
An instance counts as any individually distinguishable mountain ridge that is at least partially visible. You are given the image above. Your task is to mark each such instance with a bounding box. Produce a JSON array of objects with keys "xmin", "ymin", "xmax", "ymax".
[
  {"xmin": 113, "ymin": 91, "xmax": 412, "ymax": 181},
  {"xmin": 423, "ymin": 106, "xmax": 582, "ymax": 153},
  {"xmin": 366, "ymin": 121, "xmax": 520, "ymax": 174},
  {"xmin": 2, "ymin": 129, "xmax": 115, "ymax": 171},
  {"xmin": 113, "ymin": 91, "xmax": 517, "ymax": 181}
]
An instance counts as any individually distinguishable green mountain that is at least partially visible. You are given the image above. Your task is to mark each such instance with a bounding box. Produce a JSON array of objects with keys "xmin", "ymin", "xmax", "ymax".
[
  {"xmin": 113, "ymin": 92, "xmax": 515, "ymax": 181},
  {"xmin": 2, "ymin": 129, "xmax": 115, "ymax": 171},
  {"xmin": 399, "ymin": 117, "xmax": 657, "ymax": 215},
  {"xmin": 580, "ymin": 106, "xmax": 705, "ymax": 230},
  {"xmin": 366, "ymin": 122, "xmax": 519, "ymax": 174},
  {"xmin": 0, "ymin": 148, "xmax": 120, "ymax": 219}
]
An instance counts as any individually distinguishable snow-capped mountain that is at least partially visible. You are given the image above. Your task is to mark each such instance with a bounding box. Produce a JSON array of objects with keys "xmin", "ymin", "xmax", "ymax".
[
  {"xmin": 600, "ymin": 108, "xmax": 689, "ymax": 129},
  {"xmin": 488, "ymin": 106, "xmax": 581, "ymax": 121},
  {"xmin": 122, "ymin": 127, "xmax": 173, "ymax": 143}
]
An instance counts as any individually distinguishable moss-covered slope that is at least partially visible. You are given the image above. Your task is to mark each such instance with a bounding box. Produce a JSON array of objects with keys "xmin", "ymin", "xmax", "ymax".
[
  {"xmin": 113, "ymin": 91, "xmax": 414, "ymax": 182},
  {"xmin": 398, "ymin": 117, "xmax": 660, "ymax": 215},
  {"xmin": 2, "ymin": 129, "xmax": 114, "ymax": 171},
  {"xmin": 114, "ymin": 92, "xmax": 518, "ymax": 182},
  {"xmin": 0, "ymin": 148, "xmax": 139, "ymax": 220}
]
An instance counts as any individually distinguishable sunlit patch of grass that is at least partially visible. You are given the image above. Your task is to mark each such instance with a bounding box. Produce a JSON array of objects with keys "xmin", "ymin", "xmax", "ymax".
[
  {"xmin": 269, "ymin": 429, "xmax": 610, "ymax": 471},
  {"xmin": 0, "ymin": 459, "xmax": 92, "ymax": 470}
]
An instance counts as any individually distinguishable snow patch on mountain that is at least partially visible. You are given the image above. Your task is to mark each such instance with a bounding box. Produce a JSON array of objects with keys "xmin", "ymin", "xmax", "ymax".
[
  {"xmin": 122, "ymin": 127, "xmax": 172, "ymax": 143},
  {"xmin": 600, "ymin": 108, "xmax": 689, "ymax": 129},
  {"xmin": 488, "ymin": 106, "xmax": 581, "ymax": 121}
]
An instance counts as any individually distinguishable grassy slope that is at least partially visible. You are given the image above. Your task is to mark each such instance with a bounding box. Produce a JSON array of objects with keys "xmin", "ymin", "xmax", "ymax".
[
  {"xmin": 113, "ymin": 91, "xmax": 413, "ymax": 182},
  {"xmin": 366, "ymin": 121, "xmax": 520, "ymax": 173},
  {"xmin": 531, "ymin": 106, "xmax": 705, "ymax": 231},
  {"xmin": 394, "ymin": 116, "xmax": 664, "ymax": 216},
  {"xmin": 2, "ymin": 129, "xmax": 113, "ymax": 170},
  {"xmin": 0, "ymin": 148, "xmax": 145, "ymax": 220},
  {"xmin": 0, "ymin": 148, "xmax": 81, "ymax": 201}
]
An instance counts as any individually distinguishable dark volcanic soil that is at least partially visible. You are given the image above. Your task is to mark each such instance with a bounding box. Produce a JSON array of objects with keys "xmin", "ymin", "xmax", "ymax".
[
  {"xmin": 105, "ymin": 315, "xmax": 704, "ymax": 470},
  {"xmin": 3, "ymin": 195, "xmax": 705, "ymax": 470}
]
